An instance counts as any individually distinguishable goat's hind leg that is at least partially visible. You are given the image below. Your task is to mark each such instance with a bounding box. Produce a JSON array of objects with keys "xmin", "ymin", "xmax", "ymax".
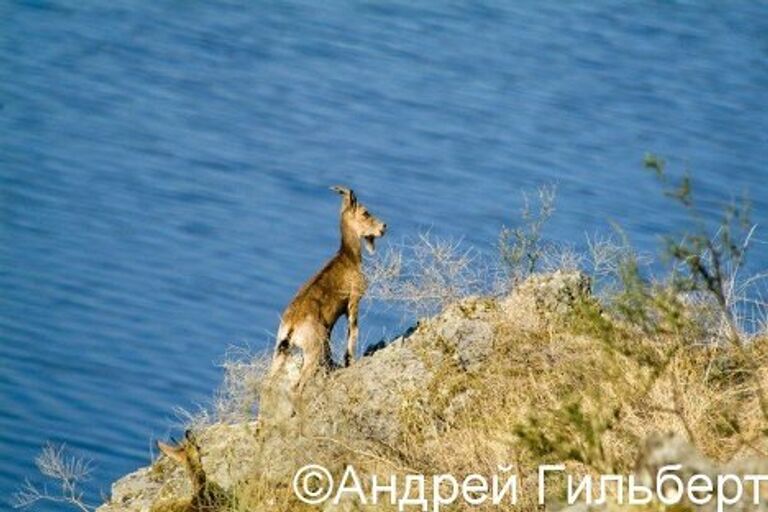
[
  {"xmin": 291, "ymin": 322, "xmax": 329, "ymax": 397},
  {"xmin": 291, "ymin": 341, "xmax": 323, "ymax": 433},
  {"xmin": 294, "ymin": 342, "xmax": 323, "ymax": 400}
]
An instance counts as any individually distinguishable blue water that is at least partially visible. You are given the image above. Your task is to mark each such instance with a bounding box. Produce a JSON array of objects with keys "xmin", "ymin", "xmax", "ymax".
[{"xmin": 1, "ymin": 1, "xmax": 767, "ymax": 508}]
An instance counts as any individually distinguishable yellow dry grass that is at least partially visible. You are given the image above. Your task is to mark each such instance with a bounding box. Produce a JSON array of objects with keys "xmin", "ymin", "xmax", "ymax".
[{"xmin": 224, "ymin": 289, "xmax": 767, "ymax": 511}]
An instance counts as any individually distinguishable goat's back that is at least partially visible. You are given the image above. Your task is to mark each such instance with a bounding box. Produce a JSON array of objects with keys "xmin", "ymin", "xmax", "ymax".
[{"xmin": 281, "ymin": 252, "xmax": 364, "ymax": 332}]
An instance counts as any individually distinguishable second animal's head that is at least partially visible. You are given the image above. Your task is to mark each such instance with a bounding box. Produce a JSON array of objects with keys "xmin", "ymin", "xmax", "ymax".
[
  {"xmin": 331, "ymin": 186, "xmax": 387, "ymax": 254},
  {"xmin": 157, "ymin": 430, "xmax": 203, "ymax": 476}
]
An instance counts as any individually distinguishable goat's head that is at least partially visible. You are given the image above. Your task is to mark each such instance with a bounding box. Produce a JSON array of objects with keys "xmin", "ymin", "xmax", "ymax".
[
  {"xmin": 157, "ymin": 430, "xmax": 204, "ymax": 482},
  {"xmin": 331, "ymin": 185, "xmax": 387, "ymax": 254}
]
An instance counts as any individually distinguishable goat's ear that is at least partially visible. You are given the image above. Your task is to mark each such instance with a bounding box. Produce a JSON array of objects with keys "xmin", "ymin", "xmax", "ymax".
[
  {"xmin": 157, "ymin": 441, "xmax": 186, "ymax": 464},
  {"xmin": 330, "ymin": 185, "xmax": 357, "ymax": 209},
  {"xmin": 184, "ymin": 429, "xmax": 198, "ymax": 445}
]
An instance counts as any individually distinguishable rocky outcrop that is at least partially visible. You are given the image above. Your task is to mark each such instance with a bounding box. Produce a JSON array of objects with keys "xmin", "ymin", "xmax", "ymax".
[
  {"xmin": 97, "ymin": 271, "xmax": 768, "ymax": 511},
  {"xmin": 98, "ymin": 271, "xmax": 592, "ymax": 511}
]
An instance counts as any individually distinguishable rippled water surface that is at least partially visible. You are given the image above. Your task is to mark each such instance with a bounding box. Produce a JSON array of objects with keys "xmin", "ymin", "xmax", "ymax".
[{"xmin": 1, "ymin": 1, "xmax": 767, "ymax": 507}]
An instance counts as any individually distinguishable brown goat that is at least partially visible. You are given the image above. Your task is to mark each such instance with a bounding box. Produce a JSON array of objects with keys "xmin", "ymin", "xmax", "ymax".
[
  {"xmin": 269, "ymin": 186, "xmax": 386, "ymax": 396},
  {"xmin": 155, "ymin": 430, "xmax": 230, "ymax": 512}
]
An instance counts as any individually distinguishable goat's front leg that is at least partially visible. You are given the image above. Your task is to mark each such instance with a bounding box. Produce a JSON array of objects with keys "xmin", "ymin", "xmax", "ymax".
[{"xmin": 345, "ymin": 299, "xmax": 360, "ymax": 367}]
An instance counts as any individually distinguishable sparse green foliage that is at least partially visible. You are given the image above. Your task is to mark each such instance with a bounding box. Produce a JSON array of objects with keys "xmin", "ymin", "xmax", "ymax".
[
  {"xmin": 514, "ymin": 399, "xmax": 620, "ymax": 473},
  {"xmin": 498, "ymin": 185, "xmax": 557, "ymax": 282},
  {"xmin": 644, "ymin": 158, "xmax": 768, "ymax": 424},
  {"xmin": 511, "ymin": 158, "xmax": 768, "ymax": 498},
  {"xmin": 611, "ymin": 232, "xmax": 655, "ymax": 331}
]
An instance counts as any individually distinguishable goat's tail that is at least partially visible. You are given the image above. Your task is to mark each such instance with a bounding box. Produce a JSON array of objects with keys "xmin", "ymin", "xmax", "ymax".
[
  {"xmin": 275, "ymin": 324, "xmax": 292, "ymax": 351},
  {"xmin": 275, "ymin": 336, "xmax": 290, "ymax": 354},
  {"xmin": 272, "ymin": 323, "xmax": 293, "ymax": 360},
  {"xmin": 269, "ymin": 325, "xmax": 293, "ymax": 379}
]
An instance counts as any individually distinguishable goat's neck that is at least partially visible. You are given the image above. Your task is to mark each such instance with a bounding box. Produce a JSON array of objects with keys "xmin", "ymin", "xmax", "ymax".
[
  {"xmin": 186, "ymin": 465, "xmax": 207, "ymax": 496},
  {"xmin": 339, "ymin": 220, "xmax": 362, "ymax": 264}
]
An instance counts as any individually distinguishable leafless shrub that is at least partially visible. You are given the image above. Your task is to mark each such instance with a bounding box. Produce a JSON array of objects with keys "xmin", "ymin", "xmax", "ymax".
[
  {"xmin": 368, "ymin": 185, "xmax": 561, "ymax": 318},
  {"xmin": 13, "ymin": 443, "xmax": 94, "ymax": 512},
  {"xmin": 584, "ymin": 231, "xmax": 654, "ymax": 296},
  {"xmin": 367, "ymin": 232, "xmax": 486, "ymax": 317},
  {"xmin": 712, "ymin": 227, "xmax": 768, "ymax": 337},
  {"xmin": 539, "ymin": 241, "xmax": 583, "ymax": 274}
]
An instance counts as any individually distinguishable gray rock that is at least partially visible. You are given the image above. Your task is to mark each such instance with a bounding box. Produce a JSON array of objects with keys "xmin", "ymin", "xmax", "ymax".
[
  {"xmin": 502, "ymin": 270, "xmax": 592, "ymax": 331},
  {"xmin": 635, "ymin": 432, "xmax": 768, "ymax": 511}
]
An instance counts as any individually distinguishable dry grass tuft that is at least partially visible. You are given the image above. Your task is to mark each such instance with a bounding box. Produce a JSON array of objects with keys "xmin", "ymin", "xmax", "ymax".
[{"xmin": 176, "ymin": 348, "xmax": 272, "ymax": 430}]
